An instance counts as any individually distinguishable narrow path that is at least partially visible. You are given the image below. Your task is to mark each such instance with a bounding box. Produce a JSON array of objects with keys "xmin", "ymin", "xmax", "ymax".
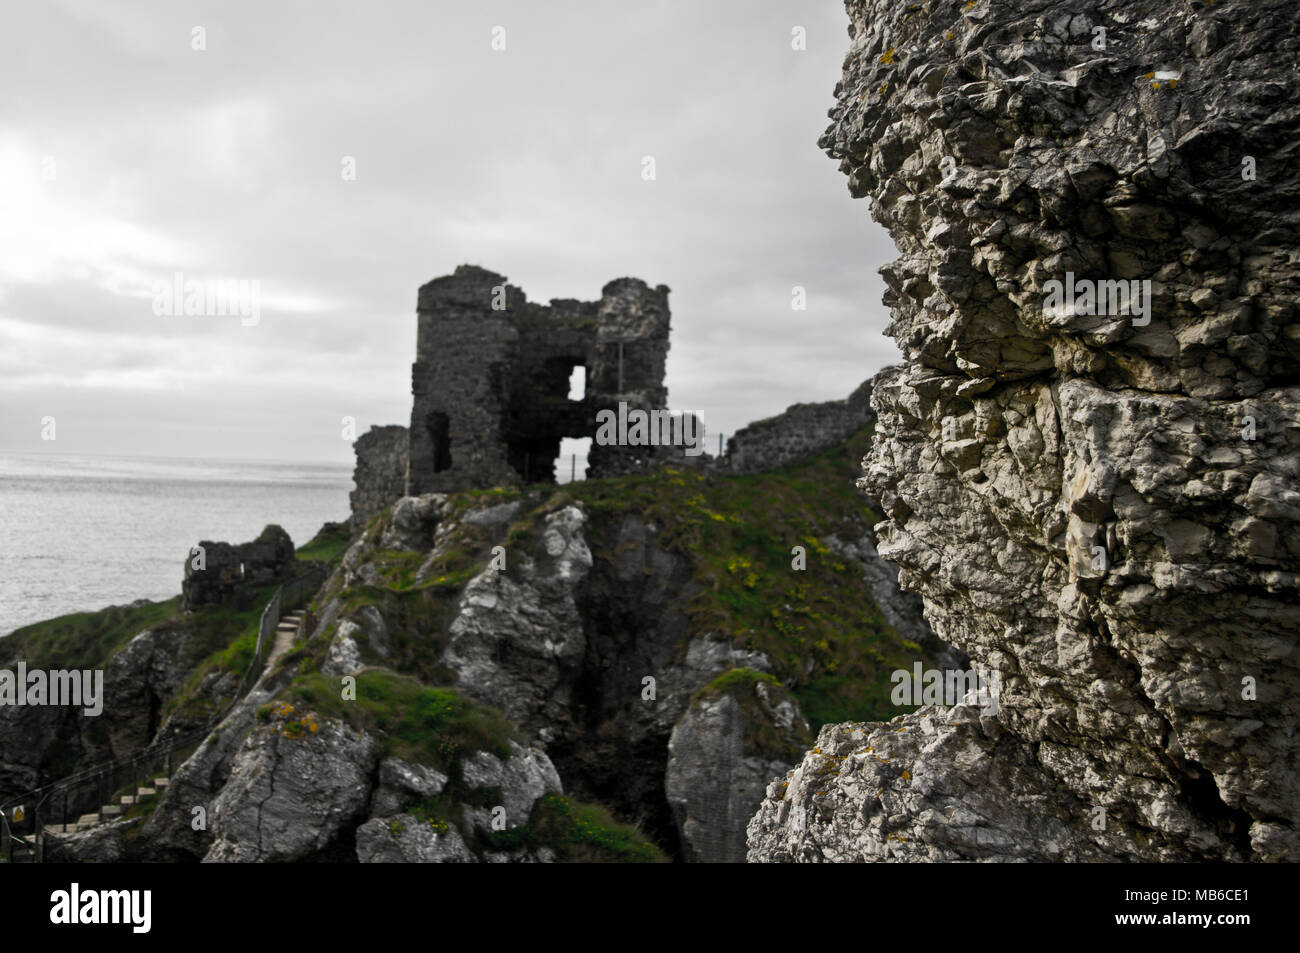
[{"xmin": 265, "ymin": 610, "xmax": 306, "ymax": 671}]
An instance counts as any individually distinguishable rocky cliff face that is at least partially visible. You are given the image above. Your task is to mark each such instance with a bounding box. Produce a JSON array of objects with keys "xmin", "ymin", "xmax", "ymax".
[
  {"xmin": 750, "ymin": 0, "xmax": 1298, "ymax": 862},
  {"xmin": 312, "ymin": 491, "xmax": 809, "ymax": 861}
]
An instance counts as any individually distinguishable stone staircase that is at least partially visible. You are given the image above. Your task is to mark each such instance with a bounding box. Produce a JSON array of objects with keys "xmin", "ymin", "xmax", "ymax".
[
  {"xmin": 42, "ymin": 776, "xmax": 171, "ymax": 835},
  {"xmin": 267, "ymin": 610, "xmax": 306, "ymax": 669},
  {"xmin": 34, "ymin": 611, "xmax": 304, "ymax": 841},
  {"xmin": 6, "ymin": 577, "xmax": 324, "ymax": 862}
]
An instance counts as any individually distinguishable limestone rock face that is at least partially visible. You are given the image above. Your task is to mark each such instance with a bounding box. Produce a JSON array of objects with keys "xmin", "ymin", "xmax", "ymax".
[
  {"xmin": 750, "ymin": 0, "xmax": 1299, "ymax": 862},
  {"xmin": 355, "ymin": 814, "xmax": 477, "ymax": 863},
  {"xmin": 134, "ymin": 681, "xmax": 280, "ymax": 861},
  {"xmin": 46, "ymin": 816, "xmax": 135, "ymax": 863},
  {"xmin": 443, "ymin": 504, "xmax": 594, "ymax": 733},
  {"xmin": 459, "ymin": 739, "xmax": 564, "ymax": 836},
  {"xmin": 203, "ymin": 716, "xmax": 380, "ymax": 863},
  {"xmin": 434, "ymin": 498, "xmax": 814, "ymax": 852},
  {"xmin": 369, "ymin": 758, "xmax": 448, "ymax": 818},
  {"xmin": 667, "ymin": 684, "xmax": 810, "ymax": 863},
  {"xmin": 321, "ymin": 621, "xmax": 364, "ymax": 677},
  {"xmin": 0, "ymin": 612, "xmax": 218, "ymax": 822}
]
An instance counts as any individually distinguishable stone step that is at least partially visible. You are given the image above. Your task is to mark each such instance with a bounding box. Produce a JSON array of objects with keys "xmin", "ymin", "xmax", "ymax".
[
  {"xmin": 101, "ymin": 804, "xmax": 123, "ymax": 818},
  {"xmin": 135, "ymin": 787, "xmax": 157, "ymax": 798},
  {"xmin": 154, "ymin": 777, "xmax": 170, "ymax": 789},
  {"xmin": 43, "ymin": 823, "xmax": 75, "ymax": 834},
  {"xmin": 77, "ymin": 813, "xmax": 99, "ymax": 826},
  {"xmin": 120, "ymin": 795, "xmax": 136, "ymax": 806}
]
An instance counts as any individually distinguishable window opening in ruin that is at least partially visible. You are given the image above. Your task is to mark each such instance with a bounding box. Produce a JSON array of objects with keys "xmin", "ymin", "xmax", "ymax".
[
  {"xmin": 555, "ymin": 436, "xmax": 591, "ymax": 484},
  {"xmin": 240, "ymin": 562, "xmax": 245, "ymax": 578},
  {"xmin": 429, "ymin": 412, "xmax": 451, "ymax": 472},
  {"xmin": 567, "ymin": 365, "xmax": 586, "ymax": 401}
]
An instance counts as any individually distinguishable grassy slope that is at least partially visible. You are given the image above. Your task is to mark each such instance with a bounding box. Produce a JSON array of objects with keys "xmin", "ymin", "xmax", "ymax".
[{"xmin": 565, "ymin": 423, "xmax": 935, "ymax": 731}]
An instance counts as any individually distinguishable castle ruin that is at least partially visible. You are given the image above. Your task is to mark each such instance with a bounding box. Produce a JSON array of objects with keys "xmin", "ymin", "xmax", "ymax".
[
  {"xmin": 407, "ymin": 265, "xmax": 686, "ymax": 495},
  {"xmin": 349, "ymin": 264, "xmax": 873, "ymax": 532}
]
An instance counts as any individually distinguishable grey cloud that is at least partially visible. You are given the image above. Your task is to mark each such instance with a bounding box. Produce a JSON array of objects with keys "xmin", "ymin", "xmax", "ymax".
[{"xmin": 0, "ymin": 0, "xmax": 900, "ymax": 461}]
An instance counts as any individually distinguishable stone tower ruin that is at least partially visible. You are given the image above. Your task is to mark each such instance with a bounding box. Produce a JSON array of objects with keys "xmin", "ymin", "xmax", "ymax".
[{"xmin": 406, "ymin": 264, "xmax": 684, "ymax": 494}]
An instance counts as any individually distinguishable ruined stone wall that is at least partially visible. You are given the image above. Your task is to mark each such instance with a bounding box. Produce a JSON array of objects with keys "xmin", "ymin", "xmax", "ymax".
[
  {"xmin": 726, "ymin": 381, "xmax": 873, "ymax": 474},
  {"xmin": 750, "ymin": 0, "xmax": 1299, "ymax": 862},
  {"xmin": 407, "ymin": 265, "xmax": 674, "ymax": 493},
  {"xmin": 349, "ymin": 425, "xmax": 409, "ymax": 532},
  {"xmin": 408, "ymin": 266, "xmax": 522, "ymax": 494},
  {"xmin": 181, "ymin": 525, "xmax": 296, "ymax": 610}
]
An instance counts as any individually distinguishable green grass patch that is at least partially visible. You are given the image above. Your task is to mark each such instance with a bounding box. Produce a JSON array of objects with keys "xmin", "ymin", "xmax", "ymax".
[
  {"xmin": 691, "ymin": 667, "xmax": 812, "ymax": 762},
  {"xmin": 2, "ymin": 599, "xmax": 180, "ymax": 671},
  {"xmin": 295, "ymin": 521, "xmax": 351, "ymax": 565},
  {"xmin": 157, "ymin": 584, "xmax": 283, "ymax": 723},
  {"xmin": 481, "ymin": 793, "xmax": 667, "ymax": 863},
  {"xmin": 287, "ymin": 669, "xmax": 519, "ymax": 771},
  {"xmin": 690, "ymin": 667, "xmax": 782, "ymax": 702}
]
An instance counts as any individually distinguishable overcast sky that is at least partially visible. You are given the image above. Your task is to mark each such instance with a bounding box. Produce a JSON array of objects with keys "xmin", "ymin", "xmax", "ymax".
[{"xmin": 0, "ymin": 0, "xmax": 899, "ymax": 465}]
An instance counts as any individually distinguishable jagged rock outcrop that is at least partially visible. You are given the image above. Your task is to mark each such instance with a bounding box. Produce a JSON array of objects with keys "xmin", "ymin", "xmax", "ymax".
[
  {"xmin": 667, "ymin": 676, "xmax": 811, "ymax": 863},
  {"xmin": 368, "ymin": 758, "xmax": 448, "ymax": 817},
  {"xmin": 337, "ymin": 493, "xmax": 813, "ymax": 854},
  {"xmin": 750, "ymin": 0, "xmax": 1299, "ymax": 862},
  {"xmin": 203, "ymin": 713, "xmax": 380, "ymax": 862},
  {"xmin": 86, "ymin": 669, "xmax": 573, "ymax": 863},
  {"xmin": 355, "ymin": 815, "xmax": 478, "ymax": 863},
  {"xmin": 459, "ymin": 740, "xmax": 564, "ymax": 835}
]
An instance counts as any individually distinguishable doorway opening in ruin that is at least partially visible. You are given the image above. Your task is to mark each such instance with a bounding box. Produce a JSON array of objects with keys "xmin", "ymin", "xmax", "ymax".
[
  {"xmin": 555, "ymin": 436, "xmax": 590, "ymax": 484},
  {"xmin": 428, "ymin": 412, "xmax": 451, "ymax": 472},
  {"xmin": 567, "ymin": 365, "xmax": 586, "ymax": 401},
  {"xmin": 502, "ymin": 355, "xmax": 590, "ymax": 485}
]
